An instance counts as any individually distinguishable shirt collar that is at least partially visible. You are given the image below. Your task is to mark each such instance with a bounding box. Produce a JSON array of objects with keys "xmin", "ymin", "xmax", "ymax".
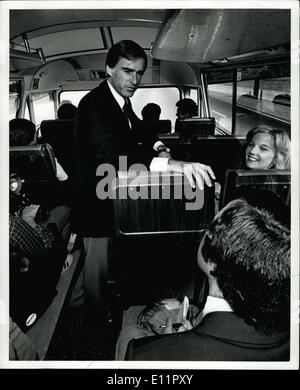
[
  {"xmin": 107, "ymin": 79, "xmax": 125, "ymax": 110},
  {"xmin": 201, "ymin": 295, "xmax": 233, "ymax": 318}
]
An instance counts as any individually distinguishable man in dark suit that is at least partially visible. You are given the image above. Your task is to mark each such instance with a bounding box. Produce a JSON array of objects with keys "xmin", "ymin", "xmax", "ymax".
[
  {"xmin": 125, "ymin": 199, "xmax": 290, "ymax": 361},
  {"xmin": 72, "ymin": 40, "xmax": 215, "ymax": 314}
]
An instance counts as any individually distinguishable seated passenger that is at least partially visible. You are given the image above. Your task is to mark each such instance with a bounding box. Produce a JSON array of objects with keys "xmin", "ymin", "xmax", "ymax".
[
  {"xmin": 175, "ymin": 98, "xmax": 198, "ymax": 132},
  {"xmin": 9, "ymin": 118, "xmax": 68, "ymax": 182},
  {"xmin": 125, "ymin": 199, "xmax": 290, "ymax": 361},
  {"xmin": 243, "ymin": 125, "xmax": 290, "ymax": 170},
  {"xmin": 57, "ymin": 102, "xmax": 78, "ymax": 120},
  {"xmin": 237, "ymin": 126, "xmax": 290, "ymax": 226},
  {"xmin": 10, "ymin": 205, "xmax": 58, "ymax": 259},
  {"xmin": 215, "ymin": 126, "xmax": 291, "ymax": 213},
  {"xmin": 141, "ymin": 103, "xmax": 161, "ymax": 121},
  {"xmin": 10, "ymin": 204, "xmax": 71, "ymax": 274},
  {"xmin": 10, "ymin": 204, "xmax": 72, "ymax": 330},
  {"xmin": 175, "ymin": 98, "xmax": 198, "ymax": 120},
  {"xmin": 9, "ymin": 118, "xmax": 71, "ymax": 244}
]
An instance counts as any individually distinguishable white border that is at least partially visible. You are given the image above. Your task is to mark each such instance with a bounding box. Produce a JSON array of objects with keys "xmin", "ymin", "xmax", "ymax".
[{"xmin": 0, "ymin": 0, "xmax": 299, "ymax": 371}]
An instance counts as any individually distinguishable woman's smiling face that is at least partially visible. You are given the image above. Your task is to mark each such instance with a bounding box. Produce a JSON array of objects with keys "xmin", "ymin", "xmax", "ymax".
[{"xmin": 245, "ymin": 132, "xmax": 276, "ymax": 169}]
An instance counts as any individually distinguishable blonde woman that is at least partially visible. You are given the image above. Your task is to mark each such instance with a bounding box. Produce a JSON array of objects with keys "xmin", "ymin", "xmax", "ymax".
[{"xmin": 244, "ymin": 125, "xmax": 290, "ymax": 170}]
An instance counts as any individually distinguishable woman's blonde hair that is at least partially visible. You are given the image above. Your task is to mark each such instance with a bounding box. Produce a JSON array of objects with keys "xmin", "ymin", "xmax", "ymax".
[{"xmin": 246, "ymin": 125, "xmax": 290, "ymax": 169}]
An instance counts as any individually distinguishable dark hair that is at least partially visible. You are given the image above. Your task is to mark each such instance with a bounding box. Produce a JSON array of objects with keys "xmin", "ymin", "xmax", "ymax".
[
  {"xmin": 141, "ymin": 103, "xmax": 161, "ymax": 121},
  {"xmin": 202, "ymin": 199, "xmax": 290, "ymax": 333},
  {"xmin": 9, "ymin": 119, "xmax": 36, "ymax": 146},
  {"xmin": 57, "ymin": 103, "xmax": 77, "ymax": 119},
  {"xmin": 106, "ymin": 40, "xmax": 147, "ymax": 70},
  {"xmin": 176, "ymin": 98, "xmax": 198, "ymax": 117}
]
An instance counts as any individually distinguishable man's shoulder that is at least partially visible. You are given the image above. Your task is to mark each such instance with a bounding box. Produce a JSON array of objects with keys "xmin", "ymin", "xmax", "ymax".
[
  {"xmin": 78, "ymin": 80, "xmax": 110, "ymax": 110},
  {"xmin": 83, "ymin": 80, "xmax": 108, "ymax": 99},
  {"xmin": 126, "ymin": 330, "xmax": 198, "ymax": 360}
]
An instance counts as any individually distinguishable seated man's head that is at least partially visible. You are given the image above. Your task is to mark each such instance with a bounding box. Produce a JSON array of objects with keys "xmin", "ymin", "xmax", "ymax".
[
  {"xmin": 198, "ymin": 199, "xmax": 290, "ymax": 333},
  {"xmin": 245, "ymin": 125, "xmax": 290, "ymax": 170},
  {"xmin": 141, "ymin": 103, "xmax": 161, "ymax": 121},
  {"xmin": 57, "ymin": 102, "xmax": 77, "ymax": 119},
  {"xmin": 176, "ymin": 98, "xmax": 198, "ymax": 120},
  {"xmin": 10, "ymin": 118, "xmax": 37, "ymax": 146}
]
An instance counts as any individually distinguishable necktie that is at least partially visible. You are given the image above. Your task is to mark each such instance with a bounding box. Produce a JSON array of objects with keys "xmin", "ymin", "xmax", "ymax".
[{"xmin": 122, "ymin": 99, "xmax": 136, "ymax": 129}]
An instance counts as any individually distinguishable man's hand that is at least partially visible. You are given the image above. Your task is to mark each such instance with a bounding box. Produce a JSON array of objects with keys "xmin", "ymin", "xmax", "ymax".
[
  {"xmin": 21, "ymin": 204, "xmax": 40, "ymax": 228},
  {"xmin": 167, "ymin": 159, "xmax": 216, "ymax": 190}
]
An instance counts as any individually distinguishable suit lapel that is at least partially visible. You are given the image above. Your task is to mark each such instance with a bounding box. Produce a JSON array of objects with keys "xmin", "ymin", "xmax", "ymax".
[
  {"xmin": 96, "ymin": 80, "xmax": 146, "ymax": 150},
  {"xmin": 102, "ymin": 81, "xmax": 136, "ymax": 141}
]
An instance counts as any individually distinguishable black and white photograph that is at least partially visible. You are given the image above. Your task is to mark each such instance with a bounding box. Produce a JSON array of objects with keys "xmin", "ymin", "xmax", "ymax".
[{"xmin": 0, "ymin": 0, "xmax": 299, "ymax": 372}]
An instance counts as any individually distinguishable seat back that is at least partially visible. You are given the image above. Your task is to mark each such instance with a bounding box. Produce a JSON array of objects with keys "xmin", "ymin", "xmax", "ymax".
[
  {"xmin": 194, "ymin": 136, "xmax": 245, "ymax": 183},
  {"xmin": 142, "ymin": 119, "xmax": 172, "ymax": 135},
  {"xmin": 111, "ymin": 171, "xmax": 214, "ymax": 305},
  {"xmin": 221, "ymin": 169, "xmax": 291, "ymax": 206},
  {"xmin": 10, "ymin": 143, "xmax": 57, "ymax": 182},
  {"xmin": 159, "ymin": 135, "xmax": 245, "ymax": 184},
  {"xmin": 112, "ymin": 171, "xmax": 215, "ymax": 238},
  {"xmin": 10, "ymin": 143, "xmax": 59, "ymax": 206},
  {"xmin": 220, "ymin": 169, "xmax": 291, "ymax": 227},
  {"xmin": 177, "ymin": 117, "xmax": 215, "ymax": 141},
  {"xmin": 40, "ymin": 119, "xmax": 76, "ymax": 177}
]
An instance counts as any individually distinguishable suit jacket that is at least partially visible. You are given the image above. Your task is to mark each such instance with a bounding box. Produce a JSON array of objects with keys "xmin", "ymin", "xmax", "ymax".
[
  {"xmin": 72, "ymin": 80, "xmax": 157, "ymax": 236},
  {"xmin": 125, "ymin": 312, "xmax": 290, "ymax": 361}
]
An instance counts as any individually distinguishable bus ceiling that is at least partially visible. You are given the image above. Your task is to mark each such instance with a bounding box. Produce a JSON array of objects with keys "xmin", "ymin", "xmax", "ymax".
[
  {"xmin": 151, "ymin": 9, "xmax": 290, "ymax": 64},
  {"xmin": 9, "ymin": 9, "xmax": 167, "ymax": 40},
  {"xmin": 9, "ymin": 9, "xmax": 167, "ymax": 70},
  {"xmin": 9, "ymin": 9, "xmax": 290, "ymax": 73}
]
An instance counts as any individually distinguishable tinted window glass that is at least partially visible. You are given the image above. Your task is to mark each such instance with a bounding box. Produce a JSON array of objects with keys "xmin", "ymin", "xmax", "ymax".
[{"xmin": 131, "ymin": 87, "xmax": 180, "ymax": 131}]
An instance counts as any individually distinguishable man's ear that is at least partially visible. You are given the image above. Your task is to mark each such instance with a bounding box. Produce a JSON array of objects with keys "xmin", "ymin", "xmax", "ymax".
[{"xmin": 106, "ymin": 65, "xmax": 112, "ymax": 77}]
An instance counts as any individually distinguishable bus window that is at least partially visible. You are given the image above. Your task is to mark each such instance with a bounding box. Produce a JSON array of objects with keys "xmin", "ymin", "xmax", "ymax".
[
  {"xmin": 236, "ymin": 77, "xmax": 290, "ymax": 131},
  {"xmin": 9, "ymin": 93, "xmax": 20, "ymax": 120},
  {"xmin": 131, "ymin": 87, "xmax": 180, "ymax": 131},
  {"xmin": 207, "ymin": 65, "xmax": 290, "ymax": 136},
  {"xmin": 208, "ymin": 81, "xmax": 233, "ymax": 135},
  {"xmin": 59, "ymin": 90, "xmax": 90, "ymax": 107},
  {"xmin": 189, "ymin": 89, "xmax": 198, "ymax": 105},
  {"xmin": 24, "ymin": 101, "xmax": 30, "ymax": 121},
  {"xmin": 9, "ymin": 80, "xmax": 23, "ymax": 120},
  {"xmin": 27, "ymin": 28, "xmax": 104, "ymax": 58},
  {"xmin": 31, "ymin": 91, "xmax": 56, "ymax": 127},
  {"xmin": 187, "ymin": 88, "xmax": 202, "ymax": 115},
  {"xmin": 258, "ymin": 78, "xmax": 290, "ymax": 122}
]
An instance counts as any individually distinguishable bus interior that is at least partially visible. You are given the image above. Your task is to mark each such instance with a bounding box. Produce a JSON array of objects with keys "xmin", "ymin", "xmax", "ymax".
[{"xmin": 4, "ymin": 5, "xmax": 297, "ymax": 364}]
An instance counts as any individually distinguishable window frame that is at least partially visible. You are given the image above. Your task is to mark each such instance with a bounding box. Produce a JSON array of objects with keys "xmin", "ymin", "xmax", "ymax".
[{"xmin": 204, "ymin": 62, "xmax": 290, "ymax": 135}]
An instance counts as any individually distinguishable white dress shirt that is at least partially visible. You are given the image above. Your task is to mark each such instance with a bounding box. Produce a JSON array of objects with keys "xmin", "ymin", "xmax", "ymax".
[
  {"xmin": 201, "ymin": 295, "xmax": 233, "ymax": 319},
  {"xmin": 107, "ymin": 80, "xmax": 169, "ymax": 171}
]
